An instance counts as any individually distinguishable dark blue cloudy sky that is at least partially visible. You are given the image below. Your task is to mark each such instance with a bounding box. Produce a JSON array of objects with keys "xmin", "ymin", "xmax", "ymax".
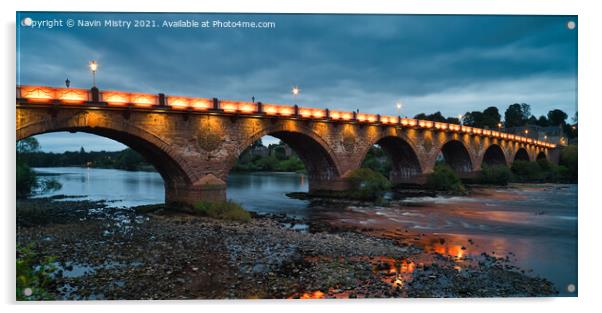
[{"xmin": 17, "ymin": 12, "xmax": 577, "ymax": 152}]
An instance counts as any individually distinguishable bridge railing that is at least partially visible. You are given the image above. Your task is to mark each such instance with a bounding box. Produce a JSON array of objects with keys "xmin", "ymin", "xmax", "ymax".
[{"xmin": 16, "ymin": 85, "xmax": 556, "ymax": 149}]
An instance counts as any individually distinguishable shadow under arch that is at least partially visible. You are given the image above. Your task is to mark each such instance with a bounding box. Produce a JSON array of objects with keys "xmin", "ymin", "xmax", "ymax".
[
  {"xmin": 482, "ymin": 144, "xmax": 507, "ymax": 167},
  {"xmin": 440, "ymin": 140, "xmax": 473, "ymax": 173},
  {"xmin": 365, "ymin": 136, "xmax": 422, "ymax": 184},
  {"xmin": 536, "ymin": 151, "xmax": 547, "ymax": 161},
  {"xmin": 231, "ymin": 129, "xmax": 342, "ymax": 192},
  {"xmin": 16, "ymin": 127, "xmax": 194, "ymax": 202},
  {"xmin": 514, "ymin": 148, "xmax": 530, "ymax": 162}
]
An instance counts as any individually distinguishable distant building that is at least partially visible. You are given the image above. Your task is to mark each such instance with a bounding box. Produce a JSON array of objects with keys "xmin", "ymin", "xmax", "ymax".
[{"xmin": 505, "ymin": 125, "xmax": 568, "ymax": 146}]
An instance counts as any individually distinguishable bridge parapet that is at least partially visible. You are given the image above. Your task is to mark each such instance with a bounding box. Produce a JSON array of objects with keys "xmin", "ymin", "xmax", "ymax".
[{"xmin": 17, "ymin": 85, "xmax": 556, "ymax": 149}]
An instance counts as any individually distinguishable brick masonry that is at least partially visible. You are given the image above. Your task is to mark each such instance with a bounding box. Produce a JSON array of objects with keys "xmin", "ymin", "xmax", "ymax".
[{"xmin": 16, "ymin": 107, "xmax": 555, "ymax": 204}]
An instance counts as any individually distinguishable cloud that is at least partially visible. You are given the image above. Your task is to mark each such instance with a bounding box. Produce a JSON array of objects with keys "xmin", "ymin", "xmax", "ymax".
[{"xmin": 17, "ymin": 12, "xmax": 578, "ymax": 151}]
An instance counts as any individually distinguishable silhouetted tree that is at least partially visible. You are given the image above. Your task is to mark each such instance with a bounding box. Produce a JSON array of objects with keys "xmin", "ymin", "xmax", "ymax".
[
  {"xmin": 536, "ymin": 115, "xmax": 550, "ymax": 127},
  {"xmin": 547, "ymin": 109, "xmax": 568, "ymax": 126},
  {"xmin": 481, "ymin": 106, "xmax": 501, "ymax": 128},
  {"xmin": 504, "ymin": 103, "xmax": 531, "ymax": 127}
]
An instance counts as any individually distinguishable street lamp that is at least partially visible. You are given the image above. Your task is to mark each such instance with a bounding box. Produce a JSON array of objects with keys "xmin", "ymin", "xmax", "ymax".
[
  {"xmin": 497, "ymin": 122, "xmax": 502, "ymax": 130},
  {"xmin": 396, "ymin": 101, "xmax": 402, "ymax": 116},
  {"xmin": 458, "ymin": 114, "xmax": 463, "ymax": 125},
  {"xmin": 291, "ymin": 85, "xmax": 300, "ymax": 97},
  {"xmin": 89, "ymin": 60, "xmax": 98, "ymax": 87}
]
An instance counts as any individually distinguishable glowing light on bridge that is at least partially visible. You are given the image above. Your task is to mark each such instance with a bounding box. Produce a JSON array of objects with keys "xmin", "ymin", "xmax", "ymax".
[
  {"xmin": 56, "ymin": 88, "xmax": 88, "ymax": 104},
  {"xmin": 16, "ymin": 85, "xmax": 557, "ymax": 149},
  {"xmin": 220, "ymin": 100, "xmax": 256, "ymax": 113},
  {"xmin": 434, "ymin": 122, "xmax": 448, "ymax": 130},
  {"xmin": 312, "ymin": 109, "xmax": 325, "ymax": 119},
  {"xmin": 168, "ymin": 97, "xmax": 191, "ymax": 110},
  {"xmin": 19, "ymin": 86, "xmax": 55, "ymax": 103},
  {"xmin": 130, "ymin": 93, "xmax": 157, "ymax": 107},
  {"xmin": 101, "ymin": 91, "xmax": 130, "ymax": 106},
  {"xmin": 330, "ymin": 111, "xmax": 341, "ymax": 120},
  {"xmin": 299, "ymin": 108, "xmax": 312, "ymax": 118}
]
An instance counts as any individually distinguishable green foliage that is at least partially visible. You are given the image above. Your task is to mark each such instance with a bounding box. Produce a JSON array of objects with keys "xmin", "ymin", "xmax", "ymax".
[
  {"xmin": 511, "ymin": 155, "xmax": 575, "ymax": 183},
  {"xmin": 346, "ymin": 168, "xmax": 391, "ymax": 200},
  {"xmin": 511, "ymin": 160, "xmax": 543, "ymax": 181},
  {"xmin": 16, "ymin": 245, "xmax": 56, "ymax": 300},
  {"xmin": 414, "ymin": 111, "xmax": 447, "ymax": 123},
  {"xmin": 547, "ymin": 109, "xmax": 568, "ymax": 126},
  {"xmin": 479, "ymin": 165, "xmax": 512, "ymax": 185},
  {"xmin": 17, "ymin": 138, "xmax": 62, "ymax": 198},
  {"xmin": 232, "ymin": 144, "xmax": 305, "ymax": 172},
  {"xmin": 426, "ymin": 164, "xmax": 465, "ymax": 193},
  {"xmin": 273, "ymin": 157, "xmax": 305, "ymax": 172},
  {"xmin": 16, "ymin": 137, "xmax": 40, "ymax": 154},
  {"xmin": 463, "ymin": 107, "xmax": 502, "ymax": 129},
  {"xmin": 505, "ymin": 103, "xmax": 531, "ymax": 127},
  {"xmin": 193, "ymin": 200, "xmax": 251, "ymax": 222},
  {"xmin": 18, "ymin": 147, "xmax": 152, "ymax": 171},
  {"xmin": 559, "ymin": 144, "xmax": 577, "ymax": 182},
  {"xmin": 16, "ymin": 160, "xmax": 37, "ymax": 198},
  {"xmin": 114, "ymin": 148, "xmax": 146, "ymax": 171},
  {"xmin": 360, "ymin": 145, "xmax": 392, "ymax": 177}
]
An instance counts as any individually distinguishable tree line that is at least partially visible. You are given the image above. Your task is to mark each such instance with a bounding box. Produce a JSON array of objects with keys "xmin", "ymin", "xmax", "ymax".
[
  {"xmin": 413, "ymin": 103, "xmax": 577, "ymax": 139},
  {"xmin": 18, "ymin": 146, "xmax": 151, "ymax": 171}
]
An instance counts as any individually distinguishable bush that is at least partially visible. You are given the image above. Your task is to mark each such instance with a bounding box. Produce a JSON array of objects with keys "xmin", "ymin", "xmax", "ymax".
[
  {"xmin": 346, "ymin": 168, "xmax": 392, "ymax": 200},
  {"xmin": 479, "ymin": 165, "xmax": 512, "ymax": 185},
  {"xmin": 426, "ymin": 164, "xmax": 465, "ymax": 193},
  {"xmin": 559, "ymin": 145, "xmax": 577, "ymax": 182},
  {"xmin": 16, "ymin": 245, "xmax": 56, "ymax": 300},
  {"xmin": 510, "ymin": 160, "xmax": 543, "ymax": 181},
  {"xmin": 16, "ymin": 160, "xmax": 37, "ymax": 198},
  {"xmin": 193, "ymin": 200, "xmax": 251, "ymax": 222}
]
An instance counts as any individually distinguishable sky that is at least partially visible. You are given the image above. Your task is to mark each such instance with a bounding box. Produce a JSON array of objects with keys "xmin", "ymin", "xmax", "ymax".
[{"xmin": 17, "ymin": 13, "xmax": 578, "ymax": 152}]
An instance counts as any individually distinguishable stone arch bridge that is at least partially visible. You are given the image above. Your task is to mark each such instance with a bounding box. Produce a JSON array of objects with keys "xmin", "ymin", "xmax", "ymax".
[{"xmin": 16, "ymin": 86, "xmax": 558, "ymax": 204}]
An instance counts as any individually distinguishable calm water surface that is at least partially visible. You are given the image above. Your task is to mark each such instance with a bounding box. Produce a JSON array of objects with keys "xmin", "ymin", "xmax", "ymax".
[{"xmin": 34, "ymin": 167, "xmax": 577, "ymax": 296}]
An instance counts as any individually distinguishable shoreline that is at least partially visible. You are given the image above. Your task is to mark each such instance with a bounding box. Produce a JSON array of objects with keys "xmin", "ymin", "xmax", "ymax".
[{"xmin": 17, "ymin": 197, "xmax": 559, "ymax": 300}]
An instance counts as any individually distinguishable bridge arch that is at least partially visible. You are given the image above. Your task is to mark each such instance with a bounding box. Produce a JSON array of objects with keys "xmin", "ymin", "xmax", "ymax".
[
  {"xmin": 482, "ymin": 144, "xmax": 507, "ymax": 167},
  {"xmin": 232, "ymin": 125, "xmax": 343, "ymax": 192},
  {"xmin": 363, "ymin": 135, "xmax": 422, "ymax": 184},
  {"xmin": 16, "ymin": 113, "xmax": 197, "ymax": 203},
  {"xmin": 514, "ymin": 148, "xmax": 530, "ymax": 162},
  {"xmin": 536, "ymin": 151, "xmax": 548, "ymax": 161},
  {"xmin": 440, "ymin": 140, "xmax": 473, "ymax": 173}
]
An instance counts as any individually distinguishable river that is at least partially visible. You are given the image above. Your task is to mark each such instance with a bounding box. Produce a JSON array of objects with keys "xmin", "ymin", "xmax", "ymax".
[{"xmin": 33, "ymin": 167, "xmax": 578, "ymax": 296}]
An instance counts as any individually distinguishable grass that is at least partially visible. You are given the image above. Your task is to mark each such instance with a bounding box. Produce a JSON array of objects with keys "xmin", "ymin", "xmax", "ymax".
[{"xmin": 192, "ymin": 200, "xmax": 251, "ymax": 222}]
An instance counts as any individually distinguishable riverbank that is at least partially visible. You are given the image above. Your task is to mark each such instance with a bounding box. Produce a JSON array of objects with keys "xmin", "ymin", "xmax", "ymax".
[{"xmin": 17, "ymin": 197, "xmax": 558, "ymax": 300}]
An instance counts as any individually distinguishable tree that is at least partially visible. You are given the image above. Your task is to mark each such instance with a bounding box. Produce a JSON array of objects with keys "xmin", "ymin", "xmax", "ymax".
[
  {"xmin": 462, "ymin": 111, "xmax": 484, "ymax": 127},
  {"xmin": 16, "ymin": 137, "xmax": 40, "ymax": 154},
  {"xmin": 536, "ymin": 115, "xmax": 550, "ymax": 127},
  {"xmin": 481, "ymin": 106, "xmax": 501, "ymax": 129},
  {"xmin": 547, "ymin": 109, "xmax": 568, "ymax": 126},
  {"xmin": 527, "ymin": 115, "xmax": 538, "ymax": 125},
  {"xmin": 115, "ymin": 148, "xmax": 145, "ymax": 171},
  {"xmin": 504, "ymin": 103, "xmax": 531, "ymax": 127},
  {"xmin": 414, "ymin": 111, "xmax": 447, "ymax": 123},
  {"xmin": 250, "ymin": 139, "xmax": 263, "ymax": 149},
  {"xmin": 446, "ymin": 117, "xmax": 461, "ymax": 125}
]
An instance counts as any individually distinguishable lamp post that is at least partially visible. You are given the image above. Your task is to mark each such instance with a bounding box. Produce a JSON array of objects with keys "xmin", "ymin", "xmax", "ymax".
[
  {"xmin": 291, "ymin": 85, "xmax": 300, "ymax": 108},
  {"xmin": 396, "ymin": 101, "xmax": 402, "ymax": 116},
  {"xmin": 291, "ymin": 85, "xmax": 300, "ymax": 97},
  {"xmin": 89, "ymin": 60, "xmax": 98, "ymax": 87},
  {"xmin": 458, "ymin": 114, "xmax": 463, "ymax": 126}
]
